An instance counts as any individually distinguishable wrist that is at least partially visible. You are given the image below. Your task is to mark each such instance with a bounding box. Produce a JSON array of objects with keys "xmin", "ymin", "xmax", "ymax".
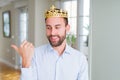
[
  {"xmin": 22, "ymin": 64, "xmax": 30, "ymax": 68},
  {"xmin": 22, "ymin": 60, "xmax": 31, "ymax": 68}
]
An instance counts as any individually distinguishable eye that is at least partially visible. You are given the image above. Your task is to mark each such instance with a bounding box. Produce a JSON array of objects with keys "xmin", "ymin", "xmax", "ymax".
[
  {"xmin": 55, "ymin": 24, "xmax": 61, "ymax": 29},
  {"xmin": 46, "ymin": 26, "xmax": 52, "ymax": 30},
  {"xmin": 55, "ymin": 26, "xmax": 60, "ymax": 29}
]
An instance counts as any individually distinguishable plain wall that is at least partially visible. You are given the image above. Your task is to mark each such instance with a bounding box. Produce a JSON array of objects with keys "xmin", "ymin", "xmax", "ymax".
[{"xmin": 90, "ymin": 0, "xmax": 120, "ymax": 80}]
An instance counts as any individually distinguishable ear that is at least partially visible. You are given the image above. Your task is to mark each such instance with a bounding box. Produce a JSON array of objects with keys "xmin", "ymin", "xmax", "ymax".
[{"xmin": 66, "ymin": 24, "xmax": 70, "ymax": 33}]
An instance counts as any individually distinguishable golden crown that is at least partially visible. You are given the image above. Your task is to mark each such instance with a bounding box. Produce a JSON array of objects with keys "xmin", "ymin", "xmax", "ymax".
[{"xmin": 45, "ymin": 5, "xmax": 68, "ymax": 18}]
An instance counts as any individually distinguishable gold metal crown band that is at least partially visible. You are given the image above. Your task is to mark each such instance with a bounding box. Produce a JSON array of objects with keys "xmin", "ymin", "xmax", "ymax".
[{"xmin": 45, "ymin": 5, "xmax": 68, "ymax": 18}]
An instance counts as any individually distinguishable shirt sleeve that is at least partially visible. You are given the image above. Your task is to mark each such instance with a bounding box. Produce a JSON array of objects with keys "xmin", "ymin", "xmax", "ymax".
[
  {"xmin": 20, "ymin": 67, "xmax": 33, "ymax": 80},
  {"xmin": 78, "ymin": 55, "xmax": 89, "ymax": 80}
]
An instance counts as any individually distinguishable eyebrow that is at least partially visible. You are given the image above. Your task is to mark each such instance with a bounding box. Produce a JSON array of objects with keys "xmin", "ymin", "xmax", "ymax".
[
  {"xmin": 55, "ymin": 24, "xmax": 61, "ymax": 26},
  {"xmin": 46, "ymin": 24, "xmax": 61, "ymax": 27}
]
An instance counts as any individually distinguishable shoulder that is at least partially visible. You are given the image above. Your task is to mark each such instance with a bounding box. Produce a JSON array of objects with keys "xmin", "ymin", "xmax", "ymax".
[
  {"xmin": 68, "ymin": 46, "xmax": 87, "ymax": 60},
  {"xmin": 67, "ymin": 46, "xmax": 88, "ymax": 69},
  {"xmin": 68, "ymin": 46, "xmax": 83, "ymax": 56}
]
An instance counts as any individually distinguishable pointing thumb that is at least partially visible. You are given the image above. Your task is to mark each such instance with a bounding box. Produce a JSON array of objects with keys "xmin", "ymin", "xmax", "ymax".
[{"xmin": 11, "ymin": 45, "xmax": 19, "ymax": 53}]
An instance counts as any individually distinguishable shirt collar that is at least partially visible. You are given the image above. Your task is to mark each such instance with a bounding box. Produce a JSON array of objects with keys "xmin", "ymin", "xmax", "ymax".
[
  {"xmin": 47, "ymin": 43, "xmax": 72, "ymax": 55},
  {"xmin": 64, "ymin": 44, "xmax": 72, "ymax": 54},
  {"xmin": 47, "ymin": 43, "xmax": 54, "ymax": 52}
]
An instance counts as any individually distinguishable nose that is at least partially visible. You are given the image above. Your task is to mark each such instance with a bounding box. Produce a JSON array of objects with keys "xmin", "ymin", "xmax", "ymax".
[{"xmin": 51, "ymin": 28, "xmax": 56, "ymax": 35}]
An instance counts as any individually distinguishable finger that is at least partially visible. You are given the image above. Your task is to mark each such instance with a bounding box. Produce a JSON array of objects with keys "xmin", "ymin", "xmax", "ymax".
[
  {"xmin": 28, "ymin": 43, "xmax": 34, "ymax": 49},
  {"xmin": 23, "ymin": 41, "xmax": 33, "ymax": 48},
  {"xmin": 29, "ymin": 43, "xmax": 34, "ymax": 48},
  {"xmin": 11, "ymin": 45, "xmax": 19, "ymax": 53},
  {"xmin": 23, "ymin": 41, "xmax": 31, "ymax": 48},
  {"xmin": 26, "ymin": 43, "xmax": 32, "ymax": 48},
  {"xmin": 21, "ymin": 40, "xmax": 27, "ymax": 47}
]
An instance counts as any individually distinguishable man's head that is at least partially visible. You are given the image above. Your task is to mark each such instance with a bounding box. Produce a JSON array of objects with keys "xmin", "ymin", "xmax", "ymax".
[{"xmin": 45, "ymin": 5, "xmax": 70, "ymax": 47}]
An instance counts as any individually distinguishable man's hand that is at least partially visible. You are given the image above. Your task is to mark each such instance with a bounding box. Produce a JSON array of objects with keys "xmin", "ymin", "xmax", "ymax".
[{"xmin": 11, "ymin": 40, "xmax": 34, "ymax": 68}]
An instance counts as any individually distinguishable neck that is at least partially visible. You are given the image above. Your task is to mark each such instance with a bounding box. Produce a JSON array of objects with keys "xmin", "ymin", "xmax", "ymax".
[{"xmin": 53, "ymin": 40, "xmax": 66, "ymax": 56}]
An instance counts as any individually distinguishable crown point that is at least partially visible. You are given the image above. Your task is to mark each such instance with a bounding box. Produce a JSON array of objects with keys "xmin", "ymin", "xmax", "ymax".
[
  {"xmin": 51, "ymin": 5, "xmax": 56, "ymax": 10},
  {"xmin": 60, "ymin": 9, "xmax": 62, "ymax": 12}
]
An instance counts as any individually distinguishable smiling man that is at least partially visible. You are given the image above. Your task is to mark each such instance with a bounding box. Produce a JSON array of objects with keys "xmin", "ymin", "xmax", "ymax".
[{"xmin": 11, "ymin": 5, "xmax": 88, "ymax": 80}]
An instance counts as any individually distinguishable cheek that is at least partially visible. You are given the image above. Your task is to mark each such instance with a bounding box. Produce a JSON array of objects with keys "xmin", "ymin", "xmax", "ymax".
[
  {"xmin": 46, "ymin": 30, "xmax": 50, "ymax": 36},
  {"xmin": 61, "ymin": 28, "xmax": 66, "ymax": 33},
  {"xmin": 59, "ymin": 29, "xmax": 66, "ymax": 35}
]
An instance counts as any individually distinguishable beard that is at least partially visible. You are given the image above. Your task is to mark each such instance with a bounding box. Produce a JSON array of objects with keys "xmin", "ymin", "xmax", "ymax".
[{"xmin": 47, "ymin": 32, "xmax": 66, "ymax": 47}]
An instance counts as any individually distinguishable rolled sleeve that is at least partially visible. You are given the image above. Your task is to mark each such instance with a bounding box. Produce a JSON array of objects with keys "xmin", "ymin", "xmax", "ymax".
[{"xmin": 20, "ymin": 67, "xmax": 34, "ymax": 80}]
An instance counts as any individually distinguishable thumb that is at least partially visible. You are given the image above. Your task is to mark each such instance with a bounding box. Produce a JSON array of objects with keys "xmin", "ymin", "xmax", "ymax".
[{"xmin": 11, "ymin": 44, "xmax": 19, "ymax": 53}]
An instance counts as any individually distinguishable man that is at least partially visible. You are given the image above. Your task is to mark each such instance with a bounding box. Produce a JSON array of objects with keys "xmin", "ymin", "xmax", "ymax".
[{"xmin": 11, "ymin": 5, "xmax": 88, "ymax": 80}]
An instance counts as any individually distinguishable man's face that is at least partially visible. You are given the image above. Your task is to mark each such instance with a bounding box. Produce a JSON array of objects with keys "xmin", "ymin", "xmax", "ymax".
[{"xmin": 45, "ymin": 17, "xmax": 69, "ymax": 47}]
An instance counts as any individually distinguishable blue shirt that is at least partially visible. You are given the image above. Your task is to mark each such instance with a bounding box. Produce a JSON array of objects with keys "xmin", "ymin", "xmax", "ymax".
[{"xmin": 21, "ymin": 44, "xmax": 88, "ymax": 80}]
